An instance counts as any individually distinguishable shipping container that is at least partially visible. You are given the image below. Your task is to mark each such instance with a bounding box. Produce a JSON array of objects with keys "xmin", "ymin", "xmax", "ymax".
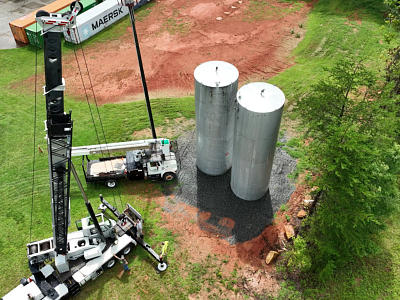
[
  {"xmin": 9, "ymin": 0, "xmax": 80, "ymax": 44},
  {"xmin": 25, "ymin": 0, "xmax": 97, "ymax": 48},
  {"xmin": 64, "ymin": 0, "xmax": 150, "ymax": 44}
]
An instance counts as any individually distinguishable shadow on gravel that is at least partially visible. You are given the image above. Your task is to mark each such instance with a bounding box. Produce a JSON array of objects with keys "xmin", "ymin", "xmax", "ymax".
[
  {"xmin": 173, "ymin": 131, "xmax": 296, "ymax": 244},
  {"xmin": 196, "ymin": 169, "xmax": 274, "ymax": 243}
]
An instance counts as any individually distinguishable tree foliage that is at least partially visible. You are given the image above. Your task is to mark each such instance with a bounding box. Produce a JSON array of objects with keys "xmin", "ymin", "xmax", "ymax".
[
  {"xmin": 385, "ymin": 0, "xmax": 400, "ymax": 30},
  {"xmin": 294, "ymin": 58, "xmax": 400, "ymax": 280},
  {"xmin": 384, "ymin": 0, "xmax": 400, "ymax": 96}
]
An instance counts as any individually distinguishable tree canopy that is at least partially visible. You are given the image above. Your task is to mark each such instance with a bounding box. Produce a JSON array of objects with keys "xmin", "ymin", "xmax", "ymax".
[{"xmin": 293, "ymin": 58, "xmax": 400, "ymax": 280}]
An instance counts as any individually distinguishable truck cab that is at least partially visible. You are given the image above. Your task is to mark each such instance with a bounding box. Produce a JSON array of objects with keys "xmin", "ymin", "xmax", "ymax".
[{"xmin": 145, "ymin": 152, "xmax": 177, "ymax": 181}]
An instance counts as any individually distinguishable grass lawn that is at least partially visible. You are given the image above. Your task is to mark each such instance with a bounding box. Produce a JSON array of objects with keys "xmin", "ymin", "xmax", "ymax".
[
  {"xmin": 0, "ymin": 0, "xmax": 399, "ymax": 298},
  {"xmin": 270, "ymin": 0, "xmax": 392, "ymax": 106}
]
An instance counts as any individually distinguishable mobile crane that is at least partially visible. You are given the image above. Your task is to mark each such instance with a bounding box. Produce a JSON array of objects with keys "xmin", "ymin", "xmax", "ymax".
[{"xmin": 2, "ymin": 2, "xmax": 168, "ymax": 299}]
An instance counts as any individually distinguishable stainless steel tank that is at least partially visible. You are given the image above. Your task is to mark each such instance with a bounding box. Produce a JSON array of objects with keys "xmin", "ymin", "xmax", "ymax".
[
  {"xmin": 194, "ymin": 61, "xmax": 239, "ymax": 175},
  {"xmin": 231, "ymin": 82, "xmax": 285, "ymax": 201}
]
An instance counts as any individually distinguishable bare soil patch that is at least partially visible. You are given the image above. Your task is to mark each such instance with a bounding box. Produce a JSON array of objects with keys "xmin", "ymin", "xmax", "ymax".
[
  {"xmin": 132, "ymin": 117, "xmax": 195, "ymax": 139},
  {"xmin": 39, "ymin": 0, "xmax": 312, "ymax": 104}
]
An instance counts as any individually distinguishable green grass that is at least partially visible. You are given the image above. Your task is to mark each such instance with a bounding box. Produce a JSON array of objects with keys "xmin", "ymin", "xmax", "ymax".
[
  {"xmin": 269, "ymin": 0, "xmax": 394, "ymax": 107},
  {"xmin": 162, "ymin": 17, "xmax": 191, "ymax": 35},
  {"xmin": 291, "ymin": 213, "xmax": 400, "ymax": 299},
  {"xmin": 160, "ymin": 9, "xmax": 191, "ymax": 35}
]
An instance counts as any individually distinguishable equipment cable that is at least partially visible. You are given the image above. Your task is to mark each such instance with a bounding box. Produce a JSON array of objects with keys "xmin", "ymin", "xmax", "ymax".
[
  {"xmin": 74, "ymin": 31, "xmax": 123, "ymax": 210},
  {"xmin": 72, "ymin": 47, "xmax": 102, "ymax": 150},
  {"xmin": 72, "ymin": 45, "xmax": 120, "ymax": 210},
  {"xmin": 79, "ymin": 47, "xmax": 124, "ymax": 210}
]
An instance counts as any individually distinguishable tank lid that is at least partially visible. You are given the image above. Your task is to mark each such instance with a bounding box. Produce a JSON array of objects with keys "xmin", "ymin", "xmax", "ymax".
[
  {"xmin": 237, "ymin": 82, "xmax": 285, "ymax": 113},
  {"xmin": 194, "ymin": 61, "xmax": 239, "ymax": 88}
]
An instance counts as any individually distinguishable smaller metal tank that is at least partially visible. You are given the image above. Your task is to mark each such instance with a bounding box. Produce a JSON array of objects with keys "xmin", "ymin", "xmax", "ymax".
[
  {"xmin": 194, "ymin": 61, "xmax": 239, "ymax": 176},
  {"xmin": 231, "ymin": 82, "xmax": 285, "ymax": 201}
]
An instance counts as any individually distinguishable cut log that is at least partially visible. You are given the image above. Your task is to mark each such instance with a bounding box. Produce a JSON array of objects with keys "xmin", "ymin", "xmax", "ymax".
[
  {"xmin": 284, "ymin": 224, "xmax": 295, "ymax": 240},
  {"xmin": 265, "ymin": 251, "xmax": 279, "ymax": 264}
]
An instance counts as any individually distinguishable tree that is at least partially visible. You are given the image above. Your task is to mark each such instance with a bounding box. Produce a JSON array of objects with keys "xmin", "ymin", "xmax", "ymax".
[
  {"xmin": 385, "ymin": 0, "xmax": 400, "ymax": 30},
  {"xmin": 384, "ymin": 0, "xmax": 400, "ymax": 95},
  {"xmin": 294, "ymin": 58, "xmax": 400, "ymax": 280}
]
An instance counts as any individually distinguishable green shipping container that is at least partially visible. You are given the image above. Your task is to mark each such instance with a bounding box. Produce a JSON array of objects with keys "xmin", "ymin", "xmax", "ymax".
[{"xmin": 25, "ymin": 0, "xmax": 97, "ymax": 48}]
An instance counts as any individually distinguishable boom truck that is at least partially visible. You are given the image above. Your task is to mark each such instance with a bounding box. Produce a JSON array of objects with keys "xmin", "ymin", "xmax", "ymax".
[
  {"xmin": 71, "ymin": 138, "xmax": 178, "ymax": 188},
  {"xmin": 2, "ymin": 2, "xmax": 168, "ymax": 299}
]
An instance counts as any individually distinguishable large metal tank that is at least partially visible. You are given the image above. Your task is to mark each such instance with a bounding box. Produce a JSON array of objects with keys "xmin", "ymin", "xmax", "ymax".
[
  {"xmin": 231, "ymin": 82, "xmax": 285, "ymax": 201},
  {"xmin": 194, "ymin": 61, "xmax": 239, "ymax": 175}
]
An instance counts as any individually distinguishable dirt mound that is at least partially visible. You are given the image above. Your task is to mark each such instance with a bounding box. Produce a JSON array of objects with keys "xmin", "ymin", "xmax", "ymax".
[{"xmin": 58, "ymin": 0, "xmax": 311, "ymax": 104}]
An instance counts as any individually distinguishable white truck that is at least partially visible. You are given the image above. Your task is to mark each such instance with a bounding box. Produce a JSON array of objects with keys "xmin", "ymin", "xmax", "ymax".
[{"xmin": 71, "ymin": 138, "xmax": 178, "ymax": 188}]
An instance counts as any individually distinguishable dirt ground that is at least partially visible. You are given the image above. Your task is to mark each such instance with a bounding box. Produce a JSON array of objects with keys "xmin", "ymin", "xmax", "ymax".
[{"xmin": 61, "ymin": 0, "xmax": 312, "ymax": 104}]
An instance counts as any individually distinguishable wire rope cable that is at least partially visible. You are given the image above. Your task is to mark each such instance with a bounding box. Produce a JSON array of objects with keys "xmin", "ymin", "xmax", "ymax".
[
  {"xmin": 72, "ymin": 45, "xmax": 119, "ymax": 209},
  {"xmin": 77, "ymin": 37, "xmax": 124, "ymax": 210},
  {"xmin": 73, "ymin": 33, "xmax": 123, "ymax": 210}
]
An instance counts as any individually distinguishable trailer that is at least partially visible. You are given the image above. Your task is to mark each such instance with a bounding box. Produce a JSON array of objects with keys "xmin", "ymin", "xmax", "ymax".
[{"xmin": 72, "ymin": 139, "xmax": 178, "ymax": 188}]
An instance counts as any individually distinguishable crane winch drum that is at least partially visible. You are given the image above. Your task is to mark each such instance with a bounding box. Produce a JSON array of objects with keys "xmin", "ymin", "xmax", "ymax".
[
  {"xmin": 230, "ymin": 82, "xmax": 285, "ymax": 201},
  {"xmin": 194, "ymin": 61, "xmax": 239, "ymax": 176}
]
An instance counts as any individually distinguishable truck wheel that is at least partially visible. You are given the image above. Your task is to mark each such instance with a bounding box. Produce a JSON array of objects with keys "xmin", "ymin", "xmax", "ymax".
[
  {"xmin": 122, "ymin": 244, "xmax": 132, "ymax": 256},
  {"xmin": 106, "ymin": 180, "xmax": 117, "ymax": 188},
  {"xmin": 106, "ymin": 258, "xmax": 116, "ymax": 269},
  {"xmin": 163, "ymin": 172, "xmax": 176, "ymax": 182},
  {"xmin": 157, "ymin": 262, "xmax": 168, "ymax": 272}
]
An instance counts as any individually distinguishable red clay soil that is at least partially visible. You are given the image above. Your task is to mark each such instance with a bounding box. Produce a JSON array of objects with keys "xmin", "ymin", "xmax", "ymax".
[
  {"xmin": 61, "ymin": 0, "xmax": 312, "ymax": 104},
  {"xmin": 156, "ymin": 194, "xmax": 282, "ymax": 295}
]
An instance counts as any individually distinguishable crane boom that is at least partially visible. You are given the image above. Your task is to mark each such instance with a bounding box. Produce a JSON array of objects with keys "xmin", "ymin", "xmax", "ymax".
[
  {"xmin": 43, "ymin": 25, "xmax": 72, "ymax": 257},
  {"xmin": 71, "ymin": 138, "xmax": 170, "ymax": 156},
  {"xmin": 36, "ymin": 1, "xmax": 82, "ymax": 269}
]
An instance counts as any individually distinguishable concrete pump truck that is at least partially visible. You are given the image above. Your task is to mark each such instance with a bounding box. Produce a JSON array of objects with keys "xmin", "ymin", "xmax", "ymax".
[{"xmin": 2, "ymin": 2, "xmax": 168, "ymax": 299}]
